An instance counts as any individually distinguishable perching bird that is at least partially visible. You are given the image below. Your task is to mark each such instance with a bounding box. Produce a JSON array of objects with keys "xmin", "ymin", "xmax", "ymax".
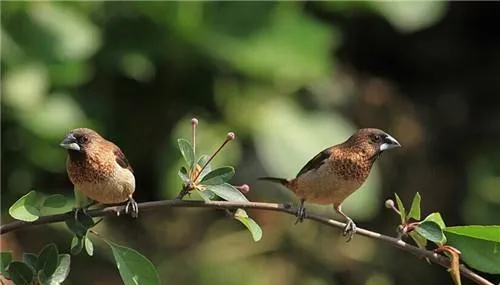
[
  {"xmin": 259, "ymin": 128, "xmax": 400, "ymax": 241},
  {"xmin": 60, "ymin": 128, "xmax": 138, "ymax": 218}
]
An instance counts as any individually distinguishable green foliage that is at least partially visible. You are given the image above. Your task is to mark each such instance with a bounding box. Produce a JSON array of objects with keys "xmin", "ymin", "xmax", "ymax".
[
  {"xmin": 70, "ymin": 236, "xmax": 84, "ymax": 255},
  {"xmin": 414, "ymin": 221, "xmax": 446, "ymax": 245},
  {"xmin": 394, "ymin": 193, "xmax": 406, "ymax": 224},
  {"xmin": 178, "ymin": 138, "xmax": 195, "ymax": 171},
  {"xmin": 423, "ymin": 212, "xmax": 446, "ymax": 228},
  {"xmin": 234, "ymin": 209, "xmax": 263, "ymax": 242},
  {"xmin": 105, "ymin": 240, "xmax": 160, "ymax": 285},
  {"xmin": 37, "ymin": 243, "xmax": 59, "ymax": 278},
  {"xmin": 0, "ymin": 252, "xmax": 13, "ymax": 277},
  {"xmin": 444, "ymin": 226, "xmax": 500, "ymax": 274},
  {"xmin": 408, "ymin": 192, "xmax": 421, "ymax": 221},
  {"xmin": 7, "ymin": 261, "xmax": 34, "ymax": 285},
  {"xmin": 204, "ymin": 183, "xmax": 248, "ymax": 202},
  {"xmin": 9, "ymin": 191, "xmax": 69, "ymax": 222},
  {"xmin": 84, "ymin": 235, "xmax": 94, "ymax": 257},
  {"xmin": 199, "ymin": 166, "xmax": 235, "ymax": 185}
]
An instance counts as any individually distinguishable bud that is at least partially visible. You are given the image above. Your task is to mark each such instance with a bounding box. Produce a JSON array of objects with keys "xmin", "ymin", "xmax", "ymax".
[
  {"xmin": 236, "ymin": 184, "xmax": 250, "ymax": 193},
  {"xmin": 227, "ymin": 132, "xmax": 236, "ymax": 140},
  {"xmin": 385, "ymin": 199, "xmax": 395, "ymax": 209},
  {"xmin": 191, "ymin": 118, "xmax": 199, "ymax": 126}
]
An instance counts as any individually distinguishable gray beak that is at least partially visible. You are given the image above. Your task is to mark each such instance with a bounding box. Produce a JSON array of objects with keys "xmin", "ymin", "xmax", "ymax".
[
  {"xmin": 60, "ymin": 133, "xmax": 80, "ymax": 151},
  {"xmin": 379, "ymin": 134, "xmax": 401, "ymax": 151}
]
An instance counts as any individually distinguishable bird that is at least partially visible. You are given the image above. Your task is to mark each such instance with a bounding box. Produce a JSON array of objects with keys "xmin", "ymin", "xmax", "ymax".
[
  {"xmin": 259, "ymin": 128, "xmax": 400, "ymax": 241},
  {"xmin": 59, "ymin": 128, "xmax": 138, "ymax": 218}
]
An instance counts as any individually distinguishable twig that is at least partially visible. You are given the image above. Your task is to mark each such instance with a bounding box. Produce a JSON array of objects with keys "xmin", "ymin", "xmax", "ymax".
[{"xmin": 0, "ymin": 200, "xmax": 493, "ymax": 285}]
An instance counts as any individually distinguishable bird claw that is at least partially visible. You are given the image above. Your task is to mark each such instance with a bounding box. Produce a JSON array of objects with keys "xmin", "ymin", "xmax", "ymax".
[
  {"xmin": 294, "ymin": 206, "xmax": 307, "ymax": 224},
  {"xmin": 342, "ymin": 219, "xmax": 357, "ymax": 242},
  {"xmin": 124, "ymin": 197, "xmax": 139, "ymax": 218}
]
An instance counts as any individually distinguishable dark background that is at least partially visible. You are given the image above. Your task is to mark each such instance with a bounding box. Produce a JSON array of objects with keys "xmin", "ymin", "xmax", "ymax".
[{"xmin": 2, "ymin": 2, "xmax": 500, "ymax": 285}]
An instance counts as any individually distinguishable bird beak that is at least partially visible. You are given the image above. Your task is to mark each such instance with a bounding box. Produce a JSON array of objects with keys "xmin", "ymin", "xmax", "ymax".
[
  {"xmin": 380, "ymin": 134, "xmax": 401, "ymax": 151},
  {"xmin": 60, "ymin": 134, "xmax": 80, "ymax": 151}
]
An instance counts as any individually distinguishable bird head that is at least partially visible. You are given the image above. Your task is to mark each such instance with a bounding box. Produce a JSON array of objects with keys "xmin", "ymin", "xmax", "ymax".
[
  {"xmin": 345, "ymin": 128, "xmax": 401, "ymax": 160},
  {"xmin": 60, "ymin": 128, "xmax": 102, "ymax": 153}
]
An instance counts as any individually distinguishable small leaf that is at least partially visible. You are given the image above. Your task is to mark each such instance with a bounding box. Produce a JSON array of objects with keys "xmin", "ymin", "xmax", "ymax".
[
  {"xmin": 423, "ymin": 212, "xmax": 446, "ymax": 229},
  {"xmin": 415, "ymin": 221, "xmax": 446, "ymax": 245},
  {"xmin": 84, "ymin": 235, "xmax": 94, "ymax": 256},
  {"xmin": 37, "ymin": 243, "xmax": 59, "ymax": 278},
  {"xmin": 178, "ymin": 167, "xmax": 190, "ymax": 184},
  {"xmin": 178, "ymin": 138, "xmax": 195, "ymax": 171},
  {"xmin": 407, "ymin": 192, "xmax": 421, "ymax": 221},
  {"xmin": 65, "ymin": 212, "xmax": 96, "ymax": 238},
  {"xmin": 408, "ymin": 231, "xmax": 427, "ymax": 249},
  {"xmin": 7, "ymin": 261, "xmax": 34, "ymax": 285},
  {"xmin": 43, "ymin": 195, "xmax": 68, "ymax": 208},
  {"xmin": 70, "ymin": 236, "xmax": 84, "ymax": 255},
  {"xmin": 234, "ymin": 209, "xmax": 263, "ymax": 242},
  {"xmin": 197, "ymin": 189, "xmax": 216, "ymax": 202},
  {"xmin": 9, "ymin": 191, "xmax": 42, "ymax": 222},
  {"xmin": 206, "ymin": 183, "xmax": 249, "ymax": 202},
  {"xmin": 1, "ymin": 251, "xmax": 12, "ymax": 277},
  {"xmin": 394, "ymin": 193, "xmax": 406, "ymax": 223},
  {"xmin": 50, "ymin": 254, "xmax": 71, "ymax": 283},
  {"xmin": 196, "ymin": 155, "xmax": 212, "ymax": 181},
  {"xmin": 105, "ymin": 240, "xmax": 160, "ymax": 285},
  {"xmin": 199, "ymin": 167, "xmax": 235, "ymax": 185},
  {"xmin": 444, "ymin": 226, "xmax": 500, "ymax": 274},
  {"xmin": 22, "ymin": 253, "xmax": 38, "ymax": 272}
]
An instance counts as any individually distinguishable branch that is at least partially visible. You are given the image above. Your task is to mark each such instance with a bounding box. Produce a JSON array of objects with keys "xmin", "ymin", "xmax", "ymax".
[{"xmin": 0, "ymin": 200, "xmax": 493, "ymax": 285}]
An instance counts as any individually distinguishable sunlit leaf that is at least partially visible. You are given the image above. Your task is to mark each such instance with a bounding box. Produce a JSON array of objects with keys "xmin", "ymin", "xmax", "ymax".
[
  {"xmin": 7, "ymin": 261, "xmax": 34, "ymax": 285},
  {"xmin": 394, "ymin": 193, "xmax": 406, "ymax": 223},
  {"xmin": 199, "ymin": 166, "xmax": 235, "ymax": 185},
  {"xmin": 37, "ymin": 243, "xmax": 59, "ymax": 278},
  {"xmin": 70, "ymin": 236, "xmax": 83, "ymax": 256},
  {"xmin": 196, "ymin": 155, "xmax": 212, "ymax": 181},
  {"xmin": 9, "ymin": 190, "xmax": 42, "ymax": 222},
  {"xmin": 178, "ymin": 138, "xmax": 195, "ymax": 170},
  {"xmin": 49, "ymin": 254, "xmax": 71, "ymax": 284},
  {"xmin": 178, "ymin": 167, "xmax": 190, "ymax": 183},
  {"xmin": 206, "ymin": 183, "xmax": 248, "ymax": 202},
  {"xmin": 414, "ymin": 221, "xmax": 446, "ymax": 245},
  {"xmin": 197, "ymin": 189, "xmax": 216, "ymax": 202},
  {"xmin": 423, "ymin": 212, "xmax": 446, "ymax": 229},
  {"xmin": 43, "ymin": 194, "xmax": 68, "ymax": 208},
  {"xmin": 84, "ymin": 235, "xmax": 94, "ymax": 257},
  {"xmin": 408, "ymin": 192, "xmax": 421, "ymax": 221},
  {"xmin": 234, "ymin": 209, "xmax": 263, "ymax": 242},
  {"xmin": 105, "ymin": 240, "xmax": 160, "ymax": 285},
  {"xmin": 409, "ymin": 231, "xmax": 427, "ymax": 249},
  {"xmin": 444, "ymin": 226, "xmax": 500, "ymax": 274}
]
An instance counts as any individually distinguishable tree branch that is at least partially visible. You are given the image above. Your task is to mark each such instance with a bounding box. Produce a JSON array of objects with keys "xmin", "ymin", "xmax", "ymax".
[{"xmin": 0, "ymin": 200, "xmax": 493, "ymax": 285}]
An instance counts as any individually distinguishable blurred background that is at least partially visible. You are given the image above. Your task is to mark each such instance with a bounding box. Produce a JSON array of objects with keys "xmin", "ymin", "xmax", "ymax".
[{"xmin": 2, "ymin": 1, "xmax": 500, "ymax": 285}]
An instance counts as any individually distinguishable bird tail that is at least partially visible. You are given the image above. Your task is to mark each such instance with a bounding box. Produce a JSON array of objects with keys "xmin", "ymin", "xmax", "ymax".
[{"xmin": 258, "ymin": 177, "xmax": 290, "ymax": 187}]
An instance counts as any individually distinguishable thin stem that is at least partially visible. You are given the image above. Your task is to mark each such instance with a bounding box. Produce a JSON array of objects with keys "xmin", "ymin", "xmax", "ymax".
[
  {"xmin": 0, "ymin": 200, "xmax": 493, "ymax": 285},
  {"xmin": 192, "ymin": 136, "xmax": 232, "ymax": 183}
]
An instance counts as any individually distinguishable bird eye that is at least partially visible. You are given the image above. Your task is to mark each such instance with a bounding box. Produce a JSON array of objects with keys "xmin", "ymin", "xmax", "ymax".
[
  {"xmin": 372, "ymin": 135, "xmax": 382, "ymax": 143},
  {"xmin": 79, "ymin": 135, "xmax": 89, "ymax": 144}
]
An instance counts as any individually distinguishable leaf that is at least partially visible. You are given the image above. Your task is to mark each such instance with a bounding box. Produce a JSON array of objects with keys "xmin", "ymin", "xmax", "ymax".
[
  {"xmin": 408, "ymin": 231, "xmax": 427, "ymax": 249},
  {"xmin": 196, "ymin": 155, "xmax": 212, "ymax": 181},
  {"xmin": 49, "ymin": 254, "xmax": 71, "ymax": 283},
  {"xmin": 37, "ymin": 243, "xmax": 59, "ymax": 278},
  {"xmin": 407, "ymin": 192, "xmax": 421, "ymax": 221},
  {"xmin": 1, "ymin": 251, "xmax": 12, "ymax": 277},
  {"xmin": 441, "ymin": 246, "xmax": 462, "ymax": 285},
  {"xmin": 43, "ymin": 194, "xmax": 68, "ymax": 208},
  {"xmin": 394, "ymin": 193, "xmax": 406, "ymax": 223},
  {"xmin": 423, "ymin": 212, "xmax": 446, "ymax": 229},
  {"xmin": 178, "ymin": 138, "xmax": 195, "ymax": 170},
  {"xmin": 178, "ymin": 167, "xmax": 190, "ymax": 184},
  {"xmin": 70, "ymin": 236, "xmax": 84, "ymax": 255},
  {"xmin": 197, "ymin": 189, "xmax": 216, "ymax": 202},
  {"xmin": 199, "ymin": 166, "xmax": 235, "ymax": 185},
  {"xmin": 9, "ymin": 190, "xmax": 42, "ymax": 222},
  {"xmin": 22, "ymin": 253, "xmax": 38, "ymax": 272},
  {"xmin": 105, "ymin": 240, "xmax": 160, "ymax": 285},
  {"xmin": 414, "ymin": 221, "xmax": 446, "ymax": 245},
  {"xmin": 84, "ymin": 235, "xmax": 94, "ymax": 256},
  {"xmin": 234, "ymin": 209, "xmax": 263, "ymax": 242},
  {"xmin": 65, "ymin": 212, "xmax": 96, "ymax": 238},
  {"xmin": 206, "ymin": 183, "xmax": 249, "ymax": 202},
  {"xmin": 444, "ymin": 226, "xmax": 500, "ymax": 274},
  {"xmin": 7, "ymin": 261, "xmax": 34, "ymax": 285}
]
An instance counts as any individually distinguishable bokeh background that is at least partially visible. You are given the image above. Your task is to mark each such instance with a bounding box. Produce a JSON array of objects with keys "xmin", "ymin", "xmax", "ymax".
[{"xmin": 2, "ymin": 1, "xmax": 500, "ymax": 285}]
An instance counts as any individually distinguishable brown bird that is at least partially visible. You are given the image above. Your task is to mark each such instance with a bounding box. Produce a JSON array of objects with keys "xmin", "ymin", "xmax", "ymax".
[
  {"xmin": 259, "ymin": 128, "xmax": 400, "ymax": 241},
  {"xmin": 60, "ymin": 128, "xmax": 138, "ymax": 218}
]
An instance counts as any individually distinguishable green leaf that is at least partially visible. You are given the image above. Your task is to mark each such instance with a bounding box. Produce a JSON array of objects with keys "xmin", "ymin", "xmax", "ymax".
[
  {"xmin": 234, "ymin": 209, "xmax": 263, "ymax": 242},
  {"xmin": 1, "ymin": 251, "xmax": 12, "ymax": 277},
  {"xmin": 178, "ymin": 138, "xmax": 195, "ymax": 170},
  {"xmin": 178, "ymin": 167, "xmax": 190, "ymax": 183},
  {"xmin": 9, "ymin": 190, "xmax": 42, "ymax": 222},
  {"xmin": 49, "ymin": 254, "xmax": 71, "ymax": 284},
  {"xmin": 444, "ymin": 226, "xmax": 500, "ymax": 274},
  {"xmin": 407, "ymin": 192, "xmax": 421, "ymax": 221},
  {"xmin": 84, "ymin": 235, "xmax": 94, "ymax": 256},
  {"xmin": 105, "ymin": 240, "xmax": 160, "ymax": 285},
  {"xmin": 65, "ymin": 212, "xmax": 96, "ymax": 238},
  {"xmin": 43, "ymin": 194, "xmax": 68, "ymax": 208},
  {"xmin": 22, "ymin": 253, "xmax": 38, "ymax": 272},
  {"xmin": 37, "ymin": 243, "xmax": 59, "ymax": 278},
  {"xmin": 414, "ymin": 221, "xmax": 446, "ymax": 245},
  {"xmin": 394, "ymin": 193, "xmax": 406, "ymax": 223},
  {"xmin": 197, "ymin": 189, "xmax": 216, "ymax": 202},
  {"xmin": 408, "ymin": 231, "xmax": 427, "ymax": 249},
  {"xmin": 199, "ymin": 166, "xmax": 235, "ymax": 185},
  {"xmin": 70, "ymin": 236, "xmax": 84, "ymax": 255},
  {"xmin": 206, "ymin": 183, "xmax": 248, "ymax": 202},
  {"xmin": 7, "ymin": 261, "xmax": 34, "ymax": 285},
  {"xmin": 423, "ymin": 212, "xmax": 446, "ymax": 229},
  {"xmin": 196, "ymin": 155, "xmax": 212, "ymax": 181}
]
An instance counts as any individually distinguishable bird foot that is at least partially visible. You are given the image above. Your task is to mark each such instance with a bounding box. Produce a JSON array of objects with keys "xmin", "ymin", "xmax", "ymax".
[
  {"xmin": 124, "ymin": 197, "xmax": 139, "ymax": 218},
  {"xmin": 294, "ymin": 206, "xmax": 307, "ymax": 224},
  {"xmin": 342, "ymin": 219, "xmax": 357, "ymax": 242}
]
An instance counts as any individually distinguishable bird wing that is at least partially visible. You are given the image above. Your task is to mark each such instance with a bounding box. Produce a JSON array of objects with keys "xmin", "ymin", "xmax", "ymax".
[
  {"xmin": 296, "ymin": 148, "xmax": 332, "ymax": 177},
  {"xmin": 114, "ymin": 147, "xmax": 134, "ymax": 173}
]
